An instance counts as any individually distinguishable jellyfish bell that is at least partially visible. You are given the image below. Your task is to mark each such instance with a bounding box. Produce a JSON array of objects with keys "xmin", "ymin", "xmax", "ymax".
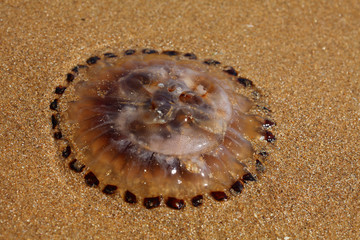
[{"xmin": 51, "ymin": 49, "xmax": 275, "ymax": 209}]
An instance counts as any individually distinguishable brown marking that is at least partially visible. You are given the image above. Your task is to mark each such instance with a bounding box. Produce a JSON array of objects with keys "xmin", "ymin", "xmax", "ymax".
[
  {"xmin": 144, "ymin": 197, "xmax": 161, "ymax": 209},
  {"xmin": 210, "ymin": 191, "xmax": 228, "ymax": 201},
  {"xmin": 165, "ymin": 197, "xmax": 185, "ymax": 210},
  {"xmin": 191, "ymin": 195, "xmax": 203, "ymax": 207},
  {"xmin": 84, "ymin": 172, "xmax": 99, "ymax": 187}
]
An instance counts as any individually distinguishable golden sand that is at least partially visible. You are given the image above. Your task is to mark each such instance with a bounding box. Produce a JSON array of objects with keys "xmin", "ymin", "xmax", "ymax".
[{"xmin": 0, "ymin": 1, "xmax": 359, "ymax": 239}]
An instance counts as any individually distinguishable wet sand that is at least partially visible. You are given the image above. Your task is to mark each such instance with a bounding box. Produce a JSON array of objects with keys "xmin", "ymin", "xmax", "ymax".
[{"xmin": 0, "ymin": 1, "xmax": 359, "ymax": 239}]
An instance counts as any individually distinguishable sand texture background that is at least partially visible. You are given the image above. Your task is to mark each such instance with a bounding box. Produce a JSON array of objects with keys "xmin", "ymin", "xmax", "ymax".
[{"xmin": 1, "ymin": 0, "xmax": 359, "ymax": 239}]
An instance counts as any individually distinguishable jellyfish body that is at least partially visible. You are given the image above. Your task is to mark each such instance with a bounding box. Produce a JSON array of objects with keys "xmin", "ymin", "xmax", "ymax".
[{"xmin": 52, "ymin": 49, "xmax": 274, "ymax": 209}]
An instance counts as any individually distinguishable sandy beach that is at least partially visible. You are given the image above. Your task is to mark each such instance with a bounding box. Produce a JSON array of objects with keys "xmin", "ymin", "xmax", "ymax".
[{"xmin": 0, "ymin": 1, "xmax": 359, "ymax": 239}]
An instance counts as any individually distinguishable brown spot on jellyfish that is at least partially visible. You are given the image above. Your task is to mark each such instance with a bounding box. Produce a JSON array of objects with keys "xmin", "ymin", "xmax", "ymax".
[{"xmin": 50, "ymin": 49, "xmax": 275, "ymax": 209}]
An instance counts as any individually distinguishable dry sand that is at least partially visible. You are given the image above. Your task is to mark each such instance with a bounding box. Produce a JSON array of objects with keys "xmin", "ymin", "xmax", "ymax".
[{"xmin": 0, "ymin": 0, "xmax": 359, "ymax": 239}]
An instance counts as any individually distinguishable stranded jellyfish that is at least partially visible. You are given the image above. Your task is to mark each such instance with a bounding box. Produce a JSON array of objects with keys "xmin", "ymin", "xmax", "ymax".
[{"xmin": 50, "ymin": 49, "xmax": 275, "ymax": 210}]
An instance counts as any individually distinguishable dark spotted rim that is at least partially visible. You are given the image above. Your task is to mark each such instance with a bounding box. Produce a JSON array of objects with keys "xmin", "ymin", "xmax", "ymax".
[{"xmin": 50, "ymin": 48, "xmax": 276, "ymax": 210}]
